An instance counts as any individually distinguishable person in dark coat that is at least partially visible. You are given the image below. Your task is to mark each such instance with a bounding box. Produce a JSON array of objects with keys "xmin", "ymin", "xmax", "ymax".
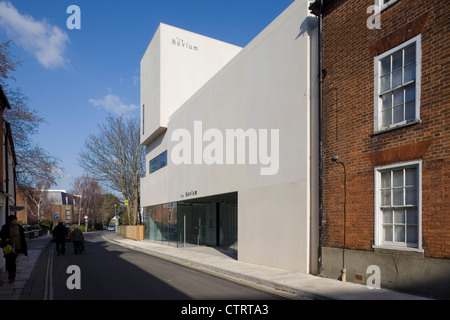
[
  {"xmin": 71, "ymin": 224, "xmax": 84, "ymax": 255},
  {"xmin": 0, "ymin": 215, "xmax": 28, "ymax": 283},
  {"xmin": 53, "ymin": 221, "xmax": 68, "ymax": 256}
]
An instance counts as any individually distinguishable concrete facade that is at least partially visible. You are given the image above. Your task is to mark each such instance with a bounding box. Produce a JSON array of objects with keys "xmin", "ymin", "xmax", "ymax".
[
  {"xmin": 140, "ymin": 23, "xmax": 243, "ymax": 146},
  {"xmin": 140, "ymin": 0, "xmax": 320, "ymax": 274}
]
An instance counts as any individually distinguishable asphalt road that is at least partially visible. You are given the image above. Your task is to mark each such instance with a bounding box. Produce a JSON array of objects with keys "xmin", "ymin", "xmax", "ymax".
[{"xmin": 24, "ymin": 231, "xmax": 289, "ymax": 301}]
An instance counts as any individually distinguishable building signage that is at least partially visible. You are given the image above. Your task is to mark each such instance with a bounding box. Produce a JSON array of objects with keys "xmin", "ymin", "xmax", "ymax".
[
  {"xmin": 181, "ymin": 190, "xmax": 198, "ymax": 198},
  {"xmin": 172, "ymin": 37, "xmax": 199, "ymax": 51}
]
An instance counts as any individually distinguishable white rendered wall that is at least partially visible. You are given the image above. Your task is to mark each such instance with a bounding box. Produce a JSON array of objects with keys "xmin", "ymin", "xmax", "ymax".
[
  {"xmin": 141, "ymin": 0, "xmax": 319, "ymax": 274},
  {"xmin": 140, "ymin": 23, "xmax": 242, "ymax": 145}
]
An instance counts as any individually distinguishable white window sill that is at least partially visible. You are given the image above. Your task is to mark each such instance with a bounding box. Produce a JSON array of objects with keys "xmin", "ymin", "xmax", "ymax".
[
  {"xmin": 372, "ymin": 244, "xmax": 424, "ymax": 254},
  {"xmin": 377, "ymin": 0, "xmax": 400, "ymax": 13},
  {"xmin": 372, "ymin": 119, "xmax": 421, "ymax": 136}
]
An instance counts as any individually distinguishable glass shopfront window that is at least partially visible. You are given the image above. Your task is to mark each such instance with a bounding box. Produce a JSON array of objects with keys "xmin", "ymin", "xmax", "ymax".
[
  {"xmin": 177, "ymin": 203, "xmax": 209, "ymax": 247},
  {"xmin": 143, "ymin": 192, "xmax": 237, "ymax": 253},
  {"xmin": 219, "ymin": 202, "xmax": 238, "ymax": 253},
  {"xmin": 143, "ymin": 202, "xmax": 178, "ymax": 247}
]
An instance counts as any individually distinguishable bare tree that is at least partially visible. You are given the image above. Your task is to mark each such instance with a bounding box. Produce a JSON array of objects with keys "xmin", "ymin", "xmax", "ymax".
[
  {"xmin": 18, "ymin": 180, "xmax": 51, "ymax": 221},
  {"xmin": 0, "ymin": 40, "xmax": 62, "ymax": 188},
  {"xmin": 78, "ymin": 115, "xmax": 145, "ymax": 225},
  {"xmin": 72, "ymin": 174, "xmax": 103, "ymax": 228},
  {"xmin": 101, "ymin": 193, "xmax": 121, "ymax": 225}
]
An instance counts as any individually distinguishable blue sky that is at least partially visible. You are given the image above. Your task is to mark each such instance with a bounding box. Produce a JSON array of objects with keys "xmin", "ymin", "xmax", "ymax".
[{"xmin": 0, "ymin": 0, "xmax": 294, "ymax": 193}]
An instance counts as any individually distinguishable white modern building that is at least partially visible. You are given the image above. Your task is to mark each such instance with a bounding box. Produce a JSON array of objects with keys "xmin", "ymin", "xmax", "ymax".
[{"xmin": 140, "ymin": 0, "xmax": 319, "ymax": 274}]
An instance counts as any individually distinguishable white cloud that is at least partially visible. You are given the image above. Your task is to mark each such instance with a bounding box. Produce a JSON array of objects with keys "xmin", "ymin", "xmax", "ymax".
[
  {"xmin": 53, "ymin": 167, "xmax": 70, "ymax": 179},
  {"xmin": 132, "ymin": 68, "xmax": 140, "ymax": 86},
  {"xmin": 89, "ymin": 93, "xmax": 138, "ymax": 115},
  {"xmin": 0, "ymin": 1, "xmax": 69, "ymax": 68}
]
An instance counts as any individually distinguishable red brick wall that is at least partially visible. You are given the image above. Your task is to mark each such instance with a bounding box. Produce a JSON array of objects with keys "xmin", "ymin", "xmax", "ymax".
[
  {"xmin": 321, "ymin": 0, "xmax": 450, "ymax": 258},
  {"xmin": 0, "ymin": 109, "xmax": 4, "ymax": 195},
  {"xmin": 15, "ymin": 190, "xmax": 29, "ymax": 224}
]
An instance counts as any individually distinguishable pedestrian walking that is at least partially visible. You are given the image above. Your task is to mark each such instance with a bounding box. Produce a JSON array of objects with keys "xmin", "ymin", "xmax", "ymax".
[
  {"xmin": 53, "ymin": 221, "xmax": 68, "ymax": 256},
  {"xmin": 0, "ymin": 215, "xmax": 28, "ymax": 283},
  {"xmin": 71, "ymin": 224, "xmax": 84, "ymax": 255}
]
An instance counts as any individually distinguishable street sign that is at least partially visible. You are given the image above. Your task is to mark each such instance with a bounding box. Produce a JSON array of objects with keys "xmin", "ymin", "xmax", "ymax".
[
  {"xmin": 54, "ymin": 214, "xmax": 59, "ymax": 219},
  {"xmin": 124, "ymin": 200, "xmax": 129, "ymax": 206}
]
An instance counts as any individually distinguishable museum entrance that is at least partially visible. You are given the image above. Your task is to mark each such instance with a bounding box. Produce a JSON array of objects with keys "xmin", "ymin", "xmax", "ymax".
[
  {"xmin": 177, "ymin": 192, "xmax": 237, "ymax": 253},
  {"xmin": 143, "ymin": 192, "xmax": 237, "ymax": 254}
]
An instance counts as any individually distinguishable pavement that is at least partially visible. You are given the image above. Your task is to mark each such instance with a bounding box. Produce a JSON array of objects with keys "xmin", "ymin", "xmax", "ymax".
[
  {"xmin": 0, "ymin": 236, "xmax": 48, "ymax": 300},
  {"xmin": 101, "ymin": 232, "xmax": 431, "ymax": 300},
  {"xmin": 0, "ymin": 231, "xmax": 431, "ymax": 300}
]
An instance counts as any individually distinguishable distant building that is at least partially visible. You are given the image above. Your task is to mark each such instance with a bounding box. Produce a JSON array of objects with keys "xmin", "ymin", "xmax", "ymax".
[
  {"xmin": 16, "ymin": 189, "xmax": 80, "ymax": 226},
  {"xmin": 46, "ymin": 190, "xmax": 80, "ymax": 225}
]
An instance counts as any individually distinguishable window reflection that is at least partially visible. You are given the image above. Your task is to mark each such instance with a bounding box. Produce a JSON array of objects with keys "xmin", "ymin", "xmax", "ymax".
[{"xmin": 143, "ymin": 192, "xmax": 237, "ymax": 254}]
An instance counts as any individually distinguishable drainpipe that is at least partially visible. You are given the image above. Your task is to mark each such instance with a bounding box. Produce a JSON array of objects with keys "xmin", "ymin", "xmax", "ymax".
[
  {"xmin": 318, "ymin": 0, "xmax": 324, "ymax": 277},
  {"xmin": 332, "ymin": 155, "xmax": 347, "ymax": 281},
  {"xmin": 309, "ymin": 0, "xmax": 324, "ymax": 276},
  {"xmin": 311, "ymin": 1, "xmax": 347, "ymax": 281}
]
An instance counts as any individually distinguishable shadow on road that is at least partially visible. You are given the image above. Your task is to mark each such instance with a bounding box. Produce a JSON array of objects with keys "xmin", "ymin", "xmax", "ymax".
[
  {"xmin": 31, "ymin": 232, "xmax": 284, "ymax": 301},
  {"xmin": 49, "ymin": 232, "xmax": 191, "ymax": 300}
]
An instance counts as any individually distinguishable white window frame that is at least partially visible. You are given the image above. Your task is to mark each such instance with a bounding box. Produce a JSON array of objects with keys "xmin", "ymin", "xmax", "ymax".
[
  {"xmin": 374, "ymin": 0, "xmax": 400, "ymax": 13},
  {"xmin": 373, "ymin": 160, "xmax": 423, "ymax": 252},
  {"xmin": 374, "ymin": 35, "xmax": 422, "ymax": 133}
]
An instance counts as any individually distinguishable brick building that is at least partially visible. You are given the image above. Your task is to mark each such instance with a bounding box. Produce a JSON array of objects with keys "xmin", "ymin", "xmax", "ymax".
[
  {"xmin": 16, "ymin": 189, "xmax": 80, "ymax": 227},
  {"xmin": 0, "ymin": 84, "xmax": 18, "ymax": 274},
  {"xmin": 0, "ymin": 85, "xmax": 18, "ymax": 227},
  {"xmin": 315, "ymin": 0, "xmax": 449, "ymax": 298},
  {"xmin": 46, "ymin": 190, "xmax": 79, "ymax": 226}
]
